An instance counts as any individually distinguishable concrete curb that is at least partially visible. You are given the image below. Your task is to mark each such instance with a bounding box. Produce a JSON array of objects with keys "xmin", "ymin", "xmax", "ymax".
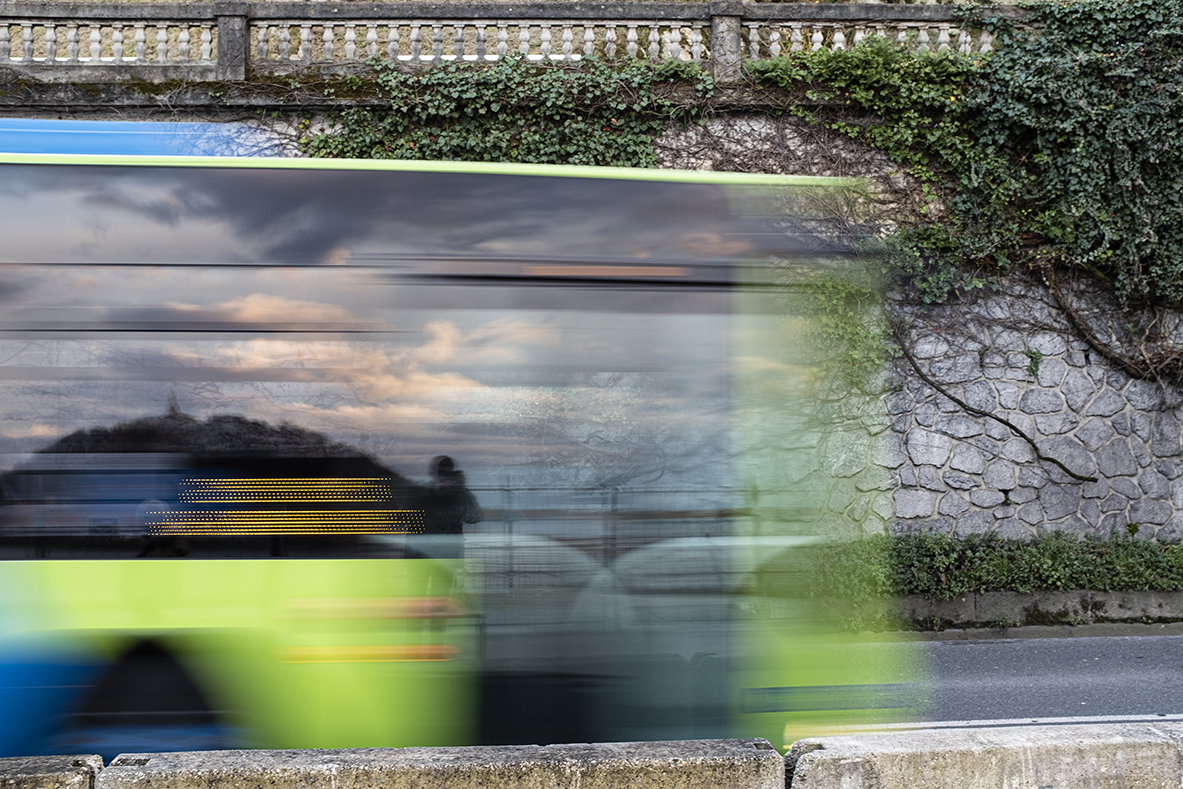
[
  {"xmin": 0, "ymin": 756, "xmax": 103, "ymax": 789},
  {"xmin": 788, "ymin": 723, "xmax": 1183, "ymax": 789},
  {"xmin": 94, "ymin": 741, "xmax": 783, "ymax": 789},
  {"xmin": 904, "ymin": 590, "xmax": 1183, "ymax": 631}
]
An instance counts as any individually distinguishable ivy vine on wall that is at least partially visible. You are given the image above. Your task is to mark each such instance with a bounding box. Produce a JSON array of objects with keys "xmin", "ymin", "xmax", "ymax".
[{"xmin": 303, "ymin": 56, "xmax": 711, "ymax": 167}]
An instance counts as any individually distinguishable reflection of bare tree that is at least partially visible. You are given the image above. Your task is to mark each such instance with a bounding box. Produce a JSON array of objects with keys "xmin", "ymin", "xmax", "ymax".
[{"xmin": 504, "ymin": 373, "xmax": 727, "ymax": 490}]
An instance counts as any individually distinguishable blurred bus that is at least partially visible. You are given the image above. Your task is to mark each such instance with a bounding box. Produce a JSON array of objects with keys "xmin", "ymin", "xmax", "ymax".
[{"xmin": 0, "ymin": 153, "xmax": 920, "ymax": 760}]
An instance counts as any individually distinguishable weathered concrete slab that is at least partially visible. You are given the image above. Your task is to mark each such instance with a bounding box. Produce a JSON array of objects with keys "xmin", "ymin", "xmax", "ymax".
[
  {"xmin": 99, "ymin": 741, "xmax": 783, "ymax": 789},
  {"xmin": 904, "ymin": 590, "xmax": 1183, "ymax": 631},
  {"xmin": 0, "ymin": 756, "xmax": 103, "ymax": 789},
  {"xmin": 788, "ymin": 724, "xmax": 1183, "ymax": 789}
]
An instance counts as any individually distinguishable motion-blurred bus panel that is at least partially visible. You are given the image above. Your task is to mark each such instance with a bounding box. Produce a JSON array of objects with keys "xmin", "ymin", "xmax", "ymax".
[{"xmin": 0, "ymin": 153, "xmax": 920, "ymax": 758}]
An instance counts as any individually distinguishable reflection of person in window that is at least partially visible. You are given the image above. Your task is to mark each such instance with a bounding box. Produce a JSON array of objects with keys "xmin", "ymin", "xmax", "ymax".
[{"xmin": 423, "ymin": 455, "xmax": 482, "ymax": 534}]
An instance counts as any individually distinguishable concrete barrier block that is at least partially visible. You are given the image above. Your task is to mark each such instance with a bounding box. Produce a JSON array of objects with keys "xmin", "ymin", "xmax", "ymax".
[
  {"xmin": 100, "ymin": 740, "xmax": 782, "ymax": 789},
  {"xmin": 0, "ymin": 756, "xmax": 103, "ymax": 789},
  {"xmin": 788, "ymin": 724, "xmax": 1183, "ymax": 789}
]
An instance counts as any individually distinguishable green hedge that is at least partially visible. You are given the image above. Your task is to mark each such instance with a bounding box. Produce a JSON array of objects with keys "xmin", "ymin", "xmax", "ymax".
[{"xmin": 806, "ymin": 532, "xmax": 1183, "ymax": 602}]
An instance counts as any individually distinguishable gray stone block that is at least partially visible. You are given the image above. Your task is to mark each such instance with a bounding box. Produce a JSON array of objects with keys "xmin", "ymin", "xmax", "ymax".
[
  {"xmin": 788, "ymin": 723, "xmax": 1183, "ymax": 789},
  {"xmin": 1112, "ymin": 411, "xmax": 1132, "ymax": 436},
  {"xmin": 895, "ymin": 489, "xmax": 937, "ymax": 519},
  {"xmin": 914, "ymin": 402, "xmax": 936, "ymax": 427},
  {"xmin": 949, "ymin": 444, "xmax": 985, "ymax": 474},
  {"xmin": 917, "ymin": 466, "xmax": 946, "ymax": 492},
  {"xmin": 995, "ymin": 381, "xmax": 1020, "ymax": 409},
  {"xmin": 101, "ymin": 742, "xmax": 783, "ymax": 789},
  {"xmin": 1099, "ymin": 512, "xmax": 1129, "ymax": 538},
  {"xmin": 1028, "ymin": 332, "xmax": 1068, "ymax": 355},
  {"xmin": 1040, "ymin": 484, "xmax": 1081, "ymax": 521},
  {"xmin": 906, "ymin": 429, "xmax": 953, "ymax": 467},
  {"xmin": 1132, "ymin": 412, "xmax": 1153, "ymax": 443},
  {"xmin": 872, "ymin": 493, "xmax": 895, "ymax": 520},
  {"xmin": 969, "ymin": 489, "xmax": 1005, "ymax": 507},
  {"xmin": 1010, "ymin": 486, "xmax": 1039, "ymax": 504},
  {"xmin": 1100, "ymin": 494, "xmax": 1129, "ymax": 513},
  {"xmin": 938, "ymin": 492, "xmax": 970, "ymax": 517},
  {"xmin": 1140, "ymin": 470, "xmax": 1170, "ymax": 499},
  {"xmin": 1125, "ymin": 379, "xmax": 1165, "ymax": 411},
  {"xmin": 854, "ymin": 466, "xmax": 894, "ymax": 492},
  {"xmin": 827, "ymin": 479, "xmax": 857, "ymax": 513},
  {"xmin": 1081, "ymin": 498, "xmax": 1100, "ymax": 525},
  {"xmin": 963, "ymin": 381, "xmax": 997, "ymax": 412},
  {"xmin": 1037, "ymin": 435, "xmax": 1097, "ymax": 479},
  {"xmin": 1152, "ymin": 415, "xmax": 1183, "ymax": 456},
  {"xmin": 1084, "ymin": 389, "xmax": 1127, "ymax": 417},
  {"xmin": 1082, "ymin": 478, "xmax": 1109, "ymax": 499},
  {"xmin": 1160, "ymin": 460, "xmax": 1183, "ymax": 480},
  {"xmin": 0, "ymin": 756, "xmax": 102, "ymax": 789},
  {"xmin": 983, "ymin": 460, "xmax": 1017, "ymax": 490},
  {"xmin": 989, "ymin": 328, "xmax": 1024, "ymax": 352},
  {"xmin": 984, "ymin": 420, "xmax": 1012, "ymax": 440},
  {"xmin": 1018, "ymin": 502, "xmax": 1043, "ymax": 525},
  {"xmin": 822, "ymin": 430, "xmax": 871, "ymax": 478},
  {"xmin": 1018, "ymin": 465, "xmax": 1050, "ymax": 489},
  {"xmin": 935, "ymin": 415, "xmax": 983, "ymax": 439},
  {"xmin": 1061, "ymin": 368, "xmax": 1096, "ymax": 411},
  {"xmin": 994, "ymin": 517, "xmax": 1029, "ymax": 538},
  {"xmin": 1036, "ymin": 356, "xmax": 1067, "ymax": 388},
  {"xmin": 1096, "ymin": 439, "xmax": 1138, "ymax": 477},
  {"xmin": 1111, "ymin": 478, "xmax": 1143, "ymax": 499},
  {"xmin": 911, "ymin": 333, "xmax": 949, "ymax": 359},
  {"xmin": 1130, "ymin": 499, "xmax": 1173, "ymax": 526},
  {"xmin": 1077, "ymin": 417, "xmax": 1117, "ymax": 452},
  {"xmin": 1019, "ymin": 389, "xmax": 1065, "ymax": 414},
  {"xmin": 943, "ymin": 471, "xmax": 978, "ymax": 492},
  {"xmin": 954, "ymin": 510, "xmax": 993, "ymax": 537},
  {"xmin": 1157, "ymin": 516, "xmax": 1183, "ymax": 543},
  {"xmin": 1034, "ymin": 413, "xmax": 1078, "ymax": 435},
  {"xmin": 998, "ymin": 438, "xmax": 1036, "ymax": 463}
]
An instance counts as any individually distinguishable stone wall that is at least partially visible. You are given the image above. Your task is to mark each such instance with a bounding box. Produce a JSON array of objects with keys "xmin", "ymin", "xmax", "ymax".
[{"xmin": 887, "ymin": 276, "xmax": 1183, "ymax": 541}]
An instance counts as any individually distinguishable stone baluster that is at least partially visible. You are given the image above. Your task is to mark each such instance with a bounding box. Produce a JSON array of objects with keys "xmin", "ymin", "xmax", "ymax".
[
  {"xmin": 256, "ymin": 23, "xmax": 269, "ymax": 61},
  {"xmin": 345, "ymin": 24, "xmax": 357, "ymax": 59},
  {"xmin": 539, "ymin": 23, "xmax": 551, "ymax": 59},
  {"xmin": 626, "ymin": 24, "xmax": 638, "ymax": 59},
  {"xmin": 133, "ymin": 22, "xmax": 145, "ymax": 61},
  {"xmin": 90, "ymin": 26, "xmax": 101, "ymax": 61},
  {"xmin": 957, "ymin": 27, "xmax": 971, "ymax": 54},
  {"xmin": 388, "ymin": 25, "xmax": 401, "ymax": 60},
  {"xmin": 0, "ymin": 25, "xmax": 8, "ymax": 62},
  {"xmin": 299, "ymin": 23, "xmax": 312, "ymax": 63},
  {"xmin": 980, "ymin": 29, "xmax": 993, "ymax": 53},
  {"xmin": 582, "ymin": 25, "xmax": 594, "ymax": 59},
  {"xmin": 690, "ymin": 25, "xmax": 702, "ymax": 61},
  {"xmin": 647, "ymin": 24, "xmax": 659, "ymax": 60},
  {"xmin": 833, "ymin": 26, "xmax": 846, "ymax": 51},
  {"xmin": 112, "ymin": 26, "xmax": 124, "ymax": 61},
  {"xmin": 475, "ymin": 24, "xmax": 486, "ymax": 60},
  {"xmin": 895, "ymin": 26, "xmax": 909, "ymax": 47},
  {"xmin": 746, "ymin": 23, "xmax": 760, "ymax": 59},
  {"xmin": 937, "ymin": 24, "xmax": 951, "ymax": 52},
  {"xmin": 430, "ymin": 23, "xmax": 443, "ymax": 59},
  {"xmin": 21, "ymin": 23, "xmax": 33, "ymax": 61},
  {"xmin": 200, "ymin": 23, "xmax": 212, "ymax": 62},
  {"xmin": 44, "ymin": 23, "xmax": 57, "ymax": 62},
  {"xmin": 365, "ymin": 24, "xmax": 377, "ymax": 58},
  {"xmin": 605, "ymin": 26, "xmax": 616, "ymax": 60},
  {"xmin": 810, "ymin": 26, "xmax": 823, "ymax": 52},
  {"xmin": 277, "ymin": 25, "xmax": 289, "ymax": 60},
  {"xmin": 322, "ymin": 23, "xmax": 334, "ymax": 60},
  {"xmin": 496, "ymin": 23, "xmax": 507, "ymax": 57},
  {"xmin": 452, "ymin": 24, "xmax": 463, "ymax": 59},
  {"xmin": 67, "ymin": 23, "xmax": 79, "ymax": 62},
  {"xmin": 668, "ymin": 27, "xmax": 682, "ymax": 61},
  {"xmin": 562, "ymin": 24, "xmax": 572, "ymax": 60},
  {"xmin": 875, "ymin": 24, "xmax": 887, "ymax": 40},
  {"xmin": 789, "ymin": 24, "xmax": 803, "ymax": 53},
  {"xmin": 916, "ymin": 26, "xmax": 930, "ymax": 53},
  {"xmin": 768, "ymin": 27, "xmax": 780, "ymax": 58},
  {"xmin": 409, "ymin": 24, "xmax": 421, "ymax": 60},
  {"xmin": 518, "ymin": 24, "xmax": 529, "ymax": 56},
  {"xmin": 152, "ymin": 25, "xmax": 165, "ymax": 62},
  {"xmin": 853, "ymin": 25, "xmax": 866, "ymax": 47}
]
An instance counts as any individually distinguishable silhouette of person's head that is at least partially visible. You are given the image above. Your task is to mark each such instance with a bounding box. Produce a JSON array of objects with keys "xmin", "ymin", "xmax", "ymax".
[{"xmin": 431, "ymin": 455, "xmax": 456, "ymax": 481}]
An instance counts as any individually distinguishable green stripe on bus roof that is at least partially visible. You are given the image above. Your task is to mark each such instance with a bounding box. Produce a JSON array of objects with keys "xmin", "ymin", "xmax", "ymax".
[{"xmin": 0, "ymin": 152, "xmax": 853, "ymax": 187}]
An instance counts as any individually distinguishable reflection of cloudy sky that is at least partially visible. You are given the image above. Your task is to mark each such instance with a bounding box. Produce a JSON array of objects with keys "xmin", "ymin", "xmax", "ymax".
[
  {"xmin": 0, "ymin": 163, "xmax": 801, "ymax": 489},
  {"xmin": 0, "ymin": 164, "xmax": 804, "ymax": 267}
]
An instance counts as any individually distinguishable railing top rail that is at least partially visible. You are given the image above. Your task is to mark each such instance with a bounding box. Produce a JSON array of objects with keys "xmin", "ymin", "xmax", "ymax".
[{"xmin": 0, "ymin": 1, "xmax": 1029, "ymax": 23}]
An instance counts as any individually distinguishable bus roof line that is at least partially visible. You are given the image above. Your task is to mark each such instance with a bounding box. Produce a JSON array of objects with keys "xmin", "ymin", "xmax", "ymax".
[{"xmin": 0, "ymin": 152, "xmax": 856, "ymax": 187}]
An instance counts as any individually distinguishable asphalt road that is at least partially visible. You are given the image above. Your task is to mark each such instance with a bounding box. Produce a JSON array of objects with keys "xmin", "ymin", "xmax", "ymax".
[{"xmin": 923, "ymin": 632, "xmax": 1183, "ymax": 725}]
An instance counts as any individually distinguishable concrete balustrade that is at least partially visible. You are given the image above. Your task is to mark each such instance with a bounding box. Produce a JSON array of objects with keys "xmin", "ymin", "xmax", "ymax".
[{"xmin": 0, "ymin": 2, "xmax": 1025, "ymax": 83}]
